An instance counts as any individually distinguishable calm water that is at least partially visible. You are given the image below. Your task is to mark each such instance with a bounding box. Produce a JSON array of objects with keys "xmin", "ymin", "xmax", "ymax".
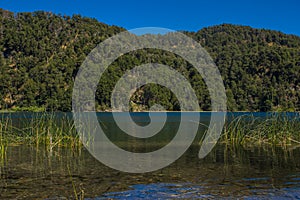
[{"xmin": 0, "ymin": 112, "xmax": 300, "ymax": 199}]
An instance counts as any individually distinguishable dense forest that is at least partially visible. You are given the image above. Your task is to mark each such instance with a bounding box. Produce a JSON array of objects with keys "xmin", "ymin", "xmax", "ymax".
[{"xmin": 0, "ymin": 9, "xmax": 299, "ymax": 112}]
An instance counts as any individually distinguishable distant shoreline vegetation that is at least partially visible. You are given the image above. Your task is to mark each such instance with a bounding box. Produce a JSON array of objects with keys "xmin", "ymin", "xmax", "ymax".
[
  {"xmin": 0, "ymin": 9, "xmax": 299, "ymax": 112},
  {"xmin": 0, "ymin": 107, "xmax": 298, "ymax": 113},
  {"xmin": 0, "ymin": 108, "xmax": 299, "ymax": 113}
]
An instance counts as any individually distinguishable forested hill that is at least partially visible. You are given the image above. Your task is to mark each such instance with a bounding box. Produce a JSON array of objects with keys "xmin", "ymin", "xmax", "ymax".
[{"xmin": 0, "ymin": 9, "xmax": 299, "ymax": 112}]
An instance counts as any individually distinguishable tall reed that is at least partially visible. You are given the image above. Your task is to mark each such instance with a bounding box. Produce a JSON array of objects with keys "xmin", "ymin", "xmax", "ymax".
[
  {"xmin": 0, "ymin": 112, "xmax": 82, "ymax": 150},
  {"xmin": 222, "ymin": 113, "xmax": 300, "ymax": 147}
]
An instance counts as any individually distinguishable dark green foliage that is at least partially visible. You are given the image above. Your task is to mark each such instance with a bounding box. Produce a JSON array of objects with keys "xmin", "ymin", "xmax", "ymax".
[
  {"xmin": 0, "ymin": 9, "xmax": 124, "ymax": 111},
  {"xmin": 188, "ymin": 24, "xmax": 300, "ymax": 111},
  {"xmin": 0, "ymin": 9, "xmax": 299, "ymax": 111}
]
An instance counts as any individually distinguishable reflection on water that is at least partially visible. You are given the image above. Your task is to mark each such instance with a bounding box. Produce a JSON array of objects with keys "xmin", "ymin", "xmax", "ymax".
[
  {"xmin": 0, "ymin": 144, "xmax": 299, "ymax": 199},
  {"xmin": 0, "ymin": 112, "xmax": 300, "ymax": 199}
]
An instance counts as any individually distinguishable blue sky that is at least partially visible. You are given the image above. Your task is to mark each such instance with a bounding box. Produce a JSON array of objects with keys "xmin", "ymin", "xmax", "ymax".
[{"xmin": 0, "ymin": 0, "xmax": 299, "ymax": 36}]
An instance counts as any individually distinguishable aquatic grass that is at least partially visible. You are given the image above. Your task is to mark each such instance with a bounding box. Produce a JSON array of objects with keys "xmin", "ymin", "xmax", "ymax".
[
  {"xmin": 0, "ymin": 114, "xmax": 13, "ymax": 165},
  {"xmin": 67, "ymin": 165, "xmax": 85, "ymax": 200},
  {"xmin": 0, "ymin": 144, "xmax": 6, "ymax": 166},
  {"xmin": 222, "ymin": 113, "xmax": 300, "ymax": 147},
  {"xmin": 0, "ymin": 112, "xmax": 82, "ymax": 150},
  {"xmin": 0, "ymin": 113, "xmax": 22, "ymax": 144},
  {"xmin": 1, "ymin": 112, "xmax": 300, "ymax": 150}
]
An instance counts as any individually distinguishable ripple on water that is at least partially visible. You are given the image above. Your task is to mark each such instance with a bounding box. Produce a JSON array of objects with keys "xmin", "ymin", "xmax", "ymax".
[{"xmin": 97, "ymin": 182, "xmax": 213, "ymax": 199}]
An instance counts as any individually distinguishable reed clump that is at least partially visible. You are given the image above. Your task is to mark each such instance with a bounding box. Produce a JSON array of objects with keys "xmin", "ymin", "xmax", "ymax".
[
  {"xmin": 0, "ymin": 113, "xmax": 82, "ymax": 150},
  {"xmin": 222, "ymin": 113, "xmax": 300, "ymax": 147}
]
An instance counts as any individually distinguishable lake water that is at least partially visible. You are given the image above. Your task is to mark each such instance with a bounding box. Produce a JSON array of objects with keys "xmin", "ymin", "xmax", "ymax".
[{"xmin": 0, "ymin": 112, "xmax": 299, "ymax": 199}]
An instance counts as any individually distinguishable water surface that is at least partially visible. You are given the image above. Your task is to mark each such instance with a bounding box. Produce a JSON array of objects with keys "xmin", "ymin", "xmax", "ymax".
[{"xmin": 0, "ymin": 112, "xmax": 299, "ymax": 199}]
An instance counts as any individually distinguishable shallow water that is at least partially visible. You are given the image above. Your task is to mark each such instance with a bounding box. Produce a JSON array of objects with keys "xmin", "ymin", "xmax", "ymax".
[
  {"xmin": 0, "ymin": 112, "xmax": 300, "ymax": 199},
  {"xmin": 1, "ymin": 144, "xmax": 300, "ymax": 199}
]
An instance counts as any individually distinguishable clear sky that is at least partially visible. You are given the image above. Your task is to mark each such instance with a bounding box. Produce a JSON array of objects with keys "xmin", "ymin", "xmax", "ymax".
[{"xmin": 0, "ymin": 0, "xmax": 299, "ymax": 36}]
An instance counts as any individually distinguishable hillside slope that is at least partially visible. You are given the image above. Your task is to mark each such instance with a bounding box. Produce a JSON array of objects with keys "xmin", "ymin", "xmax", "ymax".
[{"xmin": 0, "ymin": 9, "xmax": 299, "ymax": 111}]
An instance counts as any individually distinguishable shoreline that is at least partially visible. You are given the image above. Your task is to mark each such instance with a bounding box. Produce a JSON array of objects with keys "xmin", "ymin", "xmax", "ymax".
[{"xmin": 1, "ymin": 110, "xmax": 298, "ymax": 113}]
